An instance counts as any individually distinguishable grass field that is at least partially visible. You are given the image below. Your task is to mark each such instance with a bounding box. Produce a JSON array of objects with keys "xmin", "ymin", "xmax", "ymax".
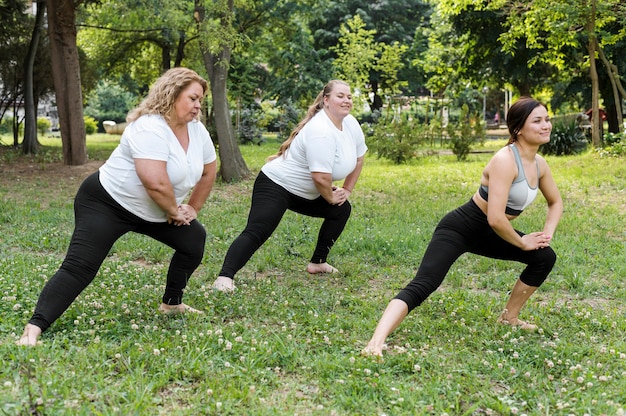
[{"xmin": 0, "ymin": 134, "xmax": 625, "ymax": 415}]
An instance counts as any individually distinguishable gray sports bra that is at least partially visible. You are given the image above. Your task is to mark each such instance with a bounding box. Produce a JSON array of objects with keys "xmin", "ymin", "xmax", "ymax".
[{"xmin": 478, "ymin": 143, "xmax": 539, "ymax": 216}]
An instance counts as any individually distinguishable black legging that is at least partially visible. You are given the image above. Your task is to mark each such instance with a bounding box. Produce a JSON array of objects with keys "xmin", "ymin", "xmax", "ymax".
[
  {"xmin": 28, "ymin": 172, "xmax": 206, "ymax": 332},
  {"xmin": 395, "ymin": 198, "xmax": 557, "ymax": 312},
  {"xmin": 219, "ymin": 171, "xmax": 352, "ymax": 279}
]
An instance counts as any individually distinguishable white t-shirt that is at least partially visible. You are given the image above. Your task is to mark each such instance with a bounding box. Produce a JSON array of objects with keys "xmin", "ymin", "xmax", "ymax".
[
  {"xmin": 99, "ymin": 115, "xmax": 217, "ymax": 222},
  {"xmin": 261, "ymin": 111, "xmax": 367, "ymax": 200}
]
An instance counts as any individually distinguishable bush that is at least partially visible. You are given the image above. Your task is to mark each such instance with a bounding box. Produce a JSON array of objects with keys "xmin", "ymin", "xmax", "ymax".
[
  {"xmin": 0, "ymin": 117, "xmax": 12, "ymax": 134},
  {"xmin": 274, "ymin": 100, "xmax": 301, "ymax": 143},
  {"xmin": 540, "ymin": 113, "xmax": 588, "ymax": 156},
  {"xmin": 37, "ymin": 117, "xmax": 51, "ymax": 135},
  {"xmin": 446, "ymin": 104, "xmax": 484, "ymax": 161},
  {"xmin": 237, "ymin": 103, "xmax": 264, "ymax": 145},
  {"xmin": 604, "ymin": 131, "xmax": 624, "ymax": 146},
  {"xmin": 84, "ymin": 116, "xmax": 98, "ymax": 135},
  {"xmin": 365, "ymin": 115, "xmax": 428, "ymax": 164}
]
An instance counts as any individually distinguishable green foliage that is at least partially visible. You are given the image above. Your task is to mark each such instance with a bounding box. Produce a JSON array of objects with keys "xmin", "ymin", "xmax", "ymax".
[
  {"xmin": 365, "ymin": 115, "xmax": 428, "ymax": 164},
  {"xmin": 237, "ymin": 103, "xmax": 265, "ymax": 146},
  {"xmin": 84, "ymin": 80, "xmax": 137, "ymax": 129},
  {"xmin": 446, "ymin": 104, "xmax": 483, "ymax": 161},
  {"xmin": 36, "ymin": 117, "xmax": 51, "ymax": 135},
  {"xmin": 83, "ymin": 116, "xmax": 98, "ymax": 135},
  {"xmin": 274, "ymin": 99, "xmax": 302, "ymax": 143},
  {"xmin": 539, "ymin": 114, "xmax": 588, "ymax": 156},
  {"xmin": 0, "ymin": 116, "xmax": 12, "ymax": 134},
  {"xmin": 604, "ymin": 131, "xmax": 625, "ymax": 146},
  {"xmin": 597, "ymin": 132, "xmax": 626, "ymax": 157},
  {"xmin": 331, "ymin": 15, "xmax": 379, "ymax": 107}
]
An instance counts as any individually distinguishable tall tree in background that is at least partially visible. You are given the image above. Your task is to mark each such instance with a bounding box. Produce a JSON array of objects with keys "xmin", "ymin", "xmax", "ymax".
[
  {"xmin": 194, "ymin": 0, "xmax": 249, "ymax": 182},
  {"xmin": 22, "ymin": 0, "xmax": 46, "ymax": 154},
  {"xmin": 498, "ymin": 0, "xmax": 626, "ymax": 146},
  {"xmin": 46, "ymin": 0, "xmax": 87, "ymax": 165},
  {"xmin": 79, "ymin": 0, "xmax": 195, "ymax": 84}
]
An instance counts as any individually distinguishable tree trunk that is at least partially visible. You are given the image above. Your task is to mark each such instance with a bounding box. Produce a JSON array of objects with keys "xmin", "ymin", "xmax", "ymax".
[
  {"xmin": 46, "ymin": 0, "xmax": 87, "ymax": 165},
  {"xmin": 22, "ymin": 1, "xmax": 46, "ymax": 155},
  {"xmin": 586, "ymin": 0, "xmax": 601, "ymax": 147},
  {"xmin": 195, "ymin": 0, "xmax": 250, "ymax": 182},
  {"xmin": 596, "ymin": 41, "xmax": 624, "ymax": 133}
]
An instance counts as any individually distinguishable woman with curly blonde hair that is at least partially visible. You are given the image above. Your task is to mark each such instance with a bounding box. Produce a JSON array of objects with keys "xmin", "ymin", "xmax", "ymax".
[{"xmin": 18, "ymin": 68, "xmax": 217, "ymax": 346}]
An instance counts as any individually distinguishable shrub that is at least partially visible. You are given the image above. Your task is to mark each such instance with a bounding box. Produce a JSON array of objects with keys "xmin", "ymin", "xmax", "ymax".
[
  {"xmin": 446, "ymin": 104, "xmax": 484, "ymax": 161},
  {"xmin": 274, "ymin": 100, "xmax": 301, "ymax": 143},
  {"xmin": 540, "ymin": 113, "xmax": 588, "ymax": 156},
  {"xmin": 37, "ymin": 117, "xmax": 51, "ymax": 135},
  {"xmin": 604, "ymin": 131, "xmax": 624, "ymax": 146},
  {"xmin": 84, "ymin": 116, "xmax": 98, "ymax": 135},
  {"xmin": 365, "ymin": 115, "xmax": 428, "ymax": 164},
  {"xmin": 237, "ymin": 103, "xmax": 264, "ymax": 145}
]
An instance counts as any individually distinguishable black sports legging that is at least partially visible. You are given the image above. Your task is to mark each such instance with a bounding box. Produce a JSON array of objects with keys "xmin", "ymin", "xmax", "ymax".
[
  {"xmin": 395, "ymin": 198, "xmax": 557, "ymax": 312},
  {"xmin": 219, "ymin": 171, "xmax": 352, "ymax": 279},
  {"xmin": 28, "ymin": 172, "xmax": 206, "ymax": 332}
]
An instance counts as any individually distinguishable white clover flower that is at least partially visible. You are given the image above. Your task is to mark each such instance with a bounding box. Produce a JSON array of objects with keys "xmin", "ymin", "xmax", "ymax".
[{"xmin": 153, "ymin": 349, "xmax": 160, "ymax": 356}]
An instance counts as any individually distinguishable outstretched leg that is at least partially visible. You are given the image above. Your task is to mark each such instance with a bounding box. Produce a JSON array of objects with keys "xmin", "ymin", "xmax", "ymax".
[{"xmin": 362, "ymin": 299, "xmax": 409, "ymax": 358}]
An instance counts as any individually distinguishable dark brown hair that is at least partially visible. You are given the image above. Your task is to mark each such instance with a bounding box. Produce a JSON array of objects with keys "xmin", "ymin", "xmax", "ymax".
[{"xmin": 506, "ymin": 96, "xmax": 547, "ymax": 144}]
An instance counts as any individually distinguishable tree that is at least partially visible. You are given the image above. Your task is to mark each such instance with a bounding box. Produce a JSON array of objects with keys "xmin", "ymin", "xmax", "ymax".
[
  {"xmin": 310, "ymin": 0, "xmax": 431, "ymax": 96},
  {"xmin": 0, "ymin": 0, "xmax": 30, "ymax": 144},
  {"xmin": 497, "ymin": 0, "xmax": 626, "ymax": 146},
  {"xmin": 194, "ymin": 0, "xmax": 250, "ymax": 182},
  {"xmin": 331, "ymin": 15, "xmax": 379, "ymax": 108},
  {"xmin": 22, "ymin": 0, "xmax": 46, "ymax": 154},
  {"xmin": 46, "ymin": 0, "xmax": 87, "ymax": 165},
  {"xmin": 79, "ymin": 0, "xmax": 195, "ymax": 83}
]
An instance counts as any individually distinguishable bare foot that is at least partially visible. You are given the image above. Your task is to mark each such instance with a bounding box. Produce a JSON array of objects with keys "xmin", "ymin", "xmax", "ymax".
[
  {"xmin": 158, "ymin": 303, "xmax": 204, "ymax": 315},
  {"xmin": 306, "ymin": 262, "xmax": 338, "ymax": 274},
  {"xmin": 16, "ymin": 324, "xmax": 42, "ymax": 346},
  {"xmin": 497, "ymin": 313, "xmax": 537, "ymax": 331},
  {"xmin": 212, "ymin": 276, "xmax": 236, "ymax": 292},
  {"xmin": 361, "ymin": 343, "xmax": 385, "ymax": 361}
]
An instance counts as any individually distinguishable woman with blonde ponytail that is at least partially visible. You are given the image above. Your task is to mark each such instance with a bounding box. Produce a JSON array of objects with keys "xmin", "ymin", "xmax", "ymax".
[{"xmin": 213, "ymin": 80, "xmax": 367, "ymax": 292}]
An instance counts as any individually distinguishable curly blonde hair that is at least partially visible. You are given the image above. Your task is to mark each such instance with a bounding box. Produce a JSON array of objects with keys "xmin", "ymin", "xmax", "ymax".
[
  {"xmin": 267, "ymin": 80, "xmax": 350, "ymax": 162},
  {"xmin": 126, "ymin": 67, "xmax": 208, "ymax": 124}
]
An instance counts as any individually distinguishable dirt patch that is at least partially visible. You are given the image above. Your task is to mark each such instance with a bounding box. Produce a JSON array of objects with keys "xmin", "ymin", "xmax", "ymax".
[{"xmin": 0, "ymin": 158, "xmax": 104, "ymax": 183}]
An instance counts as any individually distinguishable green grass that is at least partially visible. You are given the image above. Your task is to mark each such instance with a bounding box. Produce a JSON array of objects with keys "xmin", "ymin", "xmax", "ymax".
[{"xmin": 1, "ymin": 134, "xmax": 625, "ymax": 415}]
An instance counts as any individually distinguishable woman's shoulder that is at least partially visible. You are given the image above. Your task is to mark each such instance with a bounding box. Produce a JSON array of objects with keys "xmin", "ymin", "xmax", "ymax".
[{"xmin": 129, "ymin": 114, "xmax": 166, "ymax": 130}]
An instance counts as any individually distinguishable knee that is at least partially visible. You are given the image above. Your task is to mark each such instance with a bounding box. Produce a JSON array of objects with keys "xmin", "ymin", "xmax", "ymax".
[
  {"xmin": 335, "ymin": 200, "xmax": 352, "ymax": 221},
  {"xmin": 183, "ymin": 222, "xmax": 207, "ymax": 258},
  {"xmin": 521, "ymin": 247, "xmax": 557, "ymax": 287}
]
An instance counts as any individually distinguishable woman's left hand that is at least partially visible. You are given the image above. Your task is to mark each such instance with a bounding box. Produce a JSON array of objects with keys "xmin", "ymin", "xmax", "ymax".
[
  {"xmin": 332, "ymin": 187, "xmax": 351, "ymax": 206},
  {"xmin": 171, "ymin": 204, "xmax": 197, "ymax": 226}
]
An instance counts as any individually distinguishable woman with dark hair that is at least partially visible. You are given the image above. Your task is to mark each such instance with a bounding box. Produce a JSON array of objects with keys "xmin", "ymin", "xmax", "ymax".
[
  {"xmin": 18, "ymin": 68, "xmax": 217, "ymax": 346},
  {"xmin": 363, "ymin": 96, "xmax": 563, "ymax": 357},
  {"xmin": 212, "ymin": 80, "xmax": 367, "ymax": 292}
]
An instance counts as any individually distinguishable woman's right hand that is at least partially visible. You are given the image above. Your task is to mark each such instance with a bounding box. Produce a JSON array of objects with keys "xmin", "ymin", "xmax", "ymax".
[
  {"xmin": 521, "ymin": 232, "xmax": 551, "ymax": 251},
  {"xmin": 167, "ymin": 205, "xmax": 191, "ymax": 226}
]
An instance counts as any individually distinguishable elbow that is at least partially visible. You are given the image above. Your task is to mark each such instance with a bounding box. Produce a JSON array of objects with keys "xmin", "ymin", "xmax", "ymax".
[{"xmin": 487, "ymin": 215, "xmax": 507, "ymax": 230}]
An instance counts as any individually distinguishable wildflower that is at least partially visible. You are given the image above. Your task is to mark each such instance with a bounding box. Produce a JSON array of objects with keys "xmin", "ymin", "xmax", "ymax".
[{"xmin": 153, "ymin": 349, "xmax": 160, "ymax": 356}]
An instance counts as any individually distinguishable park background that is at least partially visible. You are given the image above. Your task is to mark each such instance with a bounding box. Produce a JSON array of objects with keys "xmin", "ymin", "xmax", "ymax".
[{"xmin": 1, "ymin": 0, "xmax": 626, "ymax": 414}]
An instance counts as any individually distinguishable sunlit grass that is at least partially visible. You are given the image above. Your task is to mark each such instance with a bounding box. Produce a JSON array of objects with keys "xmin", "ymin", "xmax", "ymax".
[{"xmin": 0, "ymin": 135, "xmax": 624, "ymax": 415}]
